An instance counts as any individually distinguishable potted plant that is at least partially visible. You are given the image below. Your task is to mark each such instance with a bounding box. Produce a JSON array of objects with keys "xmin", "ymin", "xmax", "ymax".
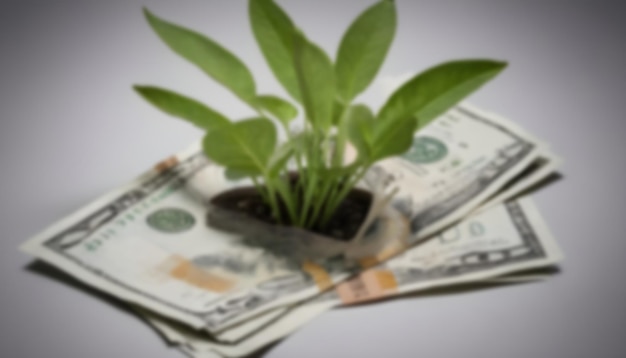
[{"xmin": 134, "ymin": 0, "xmax": 506, "ymax": 261}]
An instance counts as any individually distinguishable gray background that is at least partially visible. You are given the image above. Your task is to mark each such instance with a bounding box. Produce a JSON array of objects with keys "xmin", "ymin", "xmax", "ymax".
[{"xmin": 1, "ymin": 0, "xmax": 625, "ymax": 357}]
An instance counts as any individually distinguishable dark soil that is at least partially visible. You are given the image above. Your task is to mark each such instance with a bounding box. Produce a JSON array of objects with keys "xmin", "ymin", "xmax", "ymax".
[{"xmin": 209, "ymin": 183, "xmax": 372, "ymax": 242}]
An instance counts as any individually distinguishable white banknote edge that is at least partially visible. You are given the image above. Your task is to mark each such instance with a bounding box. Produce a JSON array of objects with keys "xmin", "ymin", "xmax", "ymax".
[
  {"xmin": 140, "ymin": 295, "xmax": 337, "ymax": 358},
  {"xmin": 154, "ymin": 267, "xmax": 558, "ymax": 358},
  {"xmin": 478, "ymin": 152, "xmax": 562, "ymax": 213}
]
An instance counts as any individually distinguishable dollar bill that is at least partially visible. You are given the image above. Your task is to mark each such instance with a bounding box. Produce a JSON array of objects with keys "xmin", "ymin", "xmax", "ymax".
[
  {"xmin": 202, "ymin": 146, "xmax": 562, "ymax": 344},
  {"xmin": 142, "ymin": 197, "xmax": 562, "ymax": 357},
  {"xmin": 479, "ymin": 153, "xmax": 560, "ymax": 212},
  {"xmin": 154, "ymin": 267, "xmax": 555, "ymax": 358},
  {"xmin": 20, "ymin": 104, "xmax": 545, "ymax": 333}
]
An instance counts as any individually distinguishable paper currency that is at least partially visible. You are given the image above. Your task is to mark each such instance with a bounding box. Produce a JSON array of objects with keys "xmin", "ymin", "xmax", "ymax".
[
  {"xmin": 480, "ymin": 153, "xmax": 561, "ymax": 212},
  {"xmin": 334, "ymin": 197, "xmax": 563, "ymax": 304},
  {"xmin": 143, "ymin": 197, "xmax": 562, "ymax": 357},
  {"xmin": 20, "ymin": 103, "xmax": 545, "ymax": 334},
  {"xmin": 197, "ymin": 146, "xmax": 563, "ymax": 344}
]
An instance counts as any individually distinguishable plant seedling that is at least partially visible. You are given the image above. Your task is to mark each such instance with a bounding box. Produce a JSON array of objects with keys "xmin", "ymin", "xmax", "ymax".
[{"xmin": 135, "ymin": 0, "xmax": 507, "ymax": 231}]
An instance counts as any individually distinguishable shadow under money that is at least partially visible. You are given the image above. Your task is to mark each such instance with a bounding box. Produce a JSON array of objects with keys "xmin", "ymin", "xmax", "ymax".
[
  {"xmin": 24, "ymin": 260, "xmax": 283, "ymax": 358},
  {"xmin": 508, "ymin": 172, "xmax": 563, "ymax": 200},
  {"xmin": 25, "ymin": 260, "xmax": 139, "ymax": 318},
  {"xmin": 24, "ymin": 261, "xmax": 174, "ymax": 343}
]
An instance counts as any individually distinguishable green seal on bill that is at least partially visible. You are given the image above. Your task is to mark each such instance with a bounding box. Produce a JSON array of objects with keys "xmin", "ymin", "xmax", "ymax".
[
  {"xmin": 147, "ymin": 208, "xmax": 196, "ymax": 233},
  {"xmin": 402, "ymin": 136, "xmax": 448, "ymax": 164}
]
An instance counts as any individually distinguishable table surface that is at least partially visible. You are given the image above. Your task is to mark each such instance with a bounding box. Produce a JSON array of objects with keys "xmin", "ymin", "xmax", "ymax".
[{"xmin": 2, "ymin": 1, "xmax": 625, "ymax": 357}]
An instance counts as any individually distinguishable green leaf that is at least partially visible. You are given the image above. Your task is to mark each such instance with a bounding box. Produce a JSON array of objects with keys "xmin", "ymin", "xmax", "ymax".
[
  {"xmin": 335, "ymin": 0, "xmax": 396, "ymax": 103},
  {"xmin": 348, "ymin": 104, "xmax": 416, "ymax": 162},
  {"xmin": 144, "ymin": 8, "xmax": 257, "ymax": 104},
  {"xmin": 332, "ymin": 100, "xmax": 346, "ymax": 126},
  {"xmin": 134, "ymin": 86, "xmax": 230, "ymax": 131},
  {"xmin": 293, "ymin": 32, "xmax": 335, "ymax": 132},
  {"xmin": 225, "ymin": 168, "xmax": 252, "ymax": 181},
  {"xmin": 371, "ymin": 116, "xmax": 417, "ymax": 161},
  {"xmin": 378, "ymin": 60, "xmax": 508, "ymax": 127},
  {"xmin": 290, "ymin": 131, "xmax": 314, "ymax": 156},
  {"xmin": 268, "ymin": 141, "xmax": 294, "ymax": 177},
  {"xmin": 256, "ymin": 95, "xmax": 298, "ymax": 127},
  {"xmin": 249, "ymin": 0, "xmax": 301, "ymax": 101},
  {"xmin": 203, "ymin": 118, "xmax": 277, "ymax": 175},
  {"xmin": 346, "ymin": 104, "xmax": 375, "ymax": 161}
]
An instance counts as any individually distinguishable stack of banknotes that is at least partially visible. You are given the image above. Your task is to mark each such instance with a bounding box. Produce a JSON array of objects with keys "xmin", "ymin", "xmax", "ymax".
[{"xmin": 20, "ymin": 103, "xmax": 563, "ymax": 358}]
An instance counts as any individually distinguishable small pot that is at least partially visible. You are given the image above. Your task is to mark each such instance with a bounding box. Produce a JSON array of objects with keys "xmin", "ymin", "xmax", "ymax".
[{"xmin": 206, "ymin": 183, "xmax": 411, "ymax": 263}]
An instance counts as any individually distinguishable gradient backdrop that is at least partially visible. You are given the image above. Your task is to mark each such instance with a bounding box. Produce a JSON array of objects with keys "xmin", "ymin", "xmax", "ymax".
[{"xmin": 1, "ymin": 0, "xmax": 625, "ymax": 357}]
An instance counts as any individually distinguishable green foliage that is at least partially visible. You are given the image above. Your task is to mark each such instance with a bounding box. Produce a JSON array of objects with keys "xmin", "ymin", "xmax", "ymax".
[
  {"xmin": 347, "ymin": 104, "xmax": 416, "ymax": 163},
  {"xmin": 135, "ymin": 1, "xmax": 507, "ymax": 229},
  {"xmin": 346, "ymin": 105, "xmax": 376, "ymax": 161},
  {"xmin": 379, "ymin": 60, "xmax": 508, "ymax": 126},
  {"xmin": 256, "ymin": 95, "xmax": 298, "ymax": 128},
  {"xmin": 203, "ymin": 118, "xmax": 276, "ymax": 176},
  {"xmin": 144, "ymin": 9, "xmax": 257, "ymax": 105},
  {"xmin": 248, "ymin": 0, "xmax": 300, "ymax": 101},
  {"xmin": 335, "ymin": 0, "xmax": 396, "ymax": 103},
  {"xmin": 293, "ymin": 32, "xmax": 336, "ymax": 133},
  {"xmin": 134, "ymin": 86, "xmax": 230, "ymax": 131}
]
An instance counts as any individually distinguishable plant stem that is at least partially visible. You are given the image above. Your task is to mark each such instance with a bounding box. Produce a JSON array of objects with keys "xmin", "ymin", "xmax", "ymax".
[
  {"xmin": 332, "ymin": 105, "xmax": 351, "ymax": 167},
  {"xmin": 299, "ymin": 169, "xmax": 319, "ymax": 227},
  {"xmin": 320, "ymin": 165, "xmax": 369, "ymax": 226},
  {"xmin": 305, "ymin": 171, "xmax": 335, "ymax": 228},
  {"xmin": 254, "ymin": 105, "xmax": 306, "ymax": 225},
  {"xmin": 281, "ymin": 122, "xmax": 304, "ymax": 213},
  {"xmin": 297, "ymin": 121, "xmax": 313, "ymax": 225},
  {"xmin": 258, "ymin": 174, "xmax": 283, "ymax": 224},
  {"xmin": 251, "ymin": 176, "xmax": 271, "ymax": 204},
  {"xmin": 300, "ymin": 125, "xmax": 325, "ymax": 226},
  {"xmin": 272, "ymin": 176, "xmax": 299, "ymax": 225}
]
